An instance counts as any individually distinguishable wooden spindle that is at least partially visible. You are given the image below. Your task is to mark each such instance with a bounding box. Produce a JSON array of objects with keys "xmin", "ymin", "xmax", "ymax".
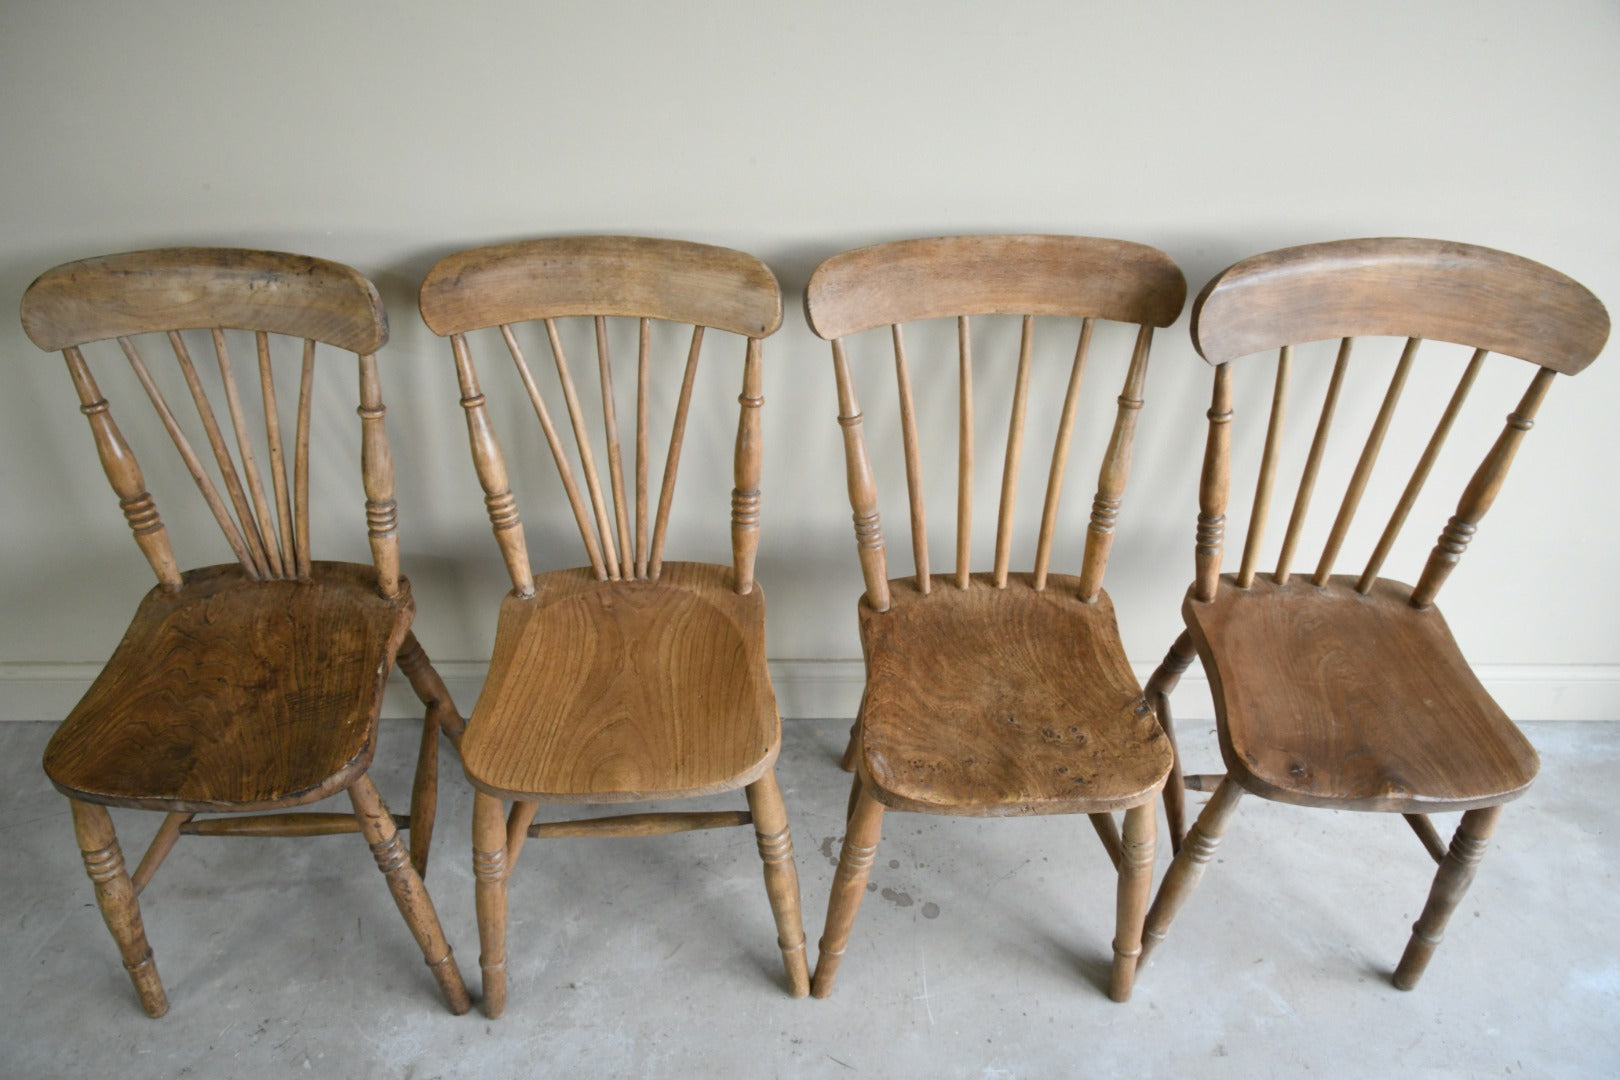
[
  {"xmin": 257, "ymin": 332, "xmax": 297, "ymax": 578},
  {"xmin": 993, "ymin": 316, "xmax": 1035, "ymax": 589},
  {"xmin": 1411, "ymin": 367, "xmax": 1556, "ymax": 607},
  {"xmin": 649, "ymin": 325, "xmax": 704, "ymax": 580},
  {"xmin": 63, "ymin": 348, "xmax": 181, "ymax": 589},
  {"xmin": 120, "ymin": 336, "xmax": 260, "ymax": 578},
  {"xmin": 832, "ymin": 339, "xmax": 890, "ymax": 611},
  {"xmin": 1275, "ymin": 338, "xmax": 1351, "ymax": 585},
  {"xmin": 131, "ymin": 811, "xmax": 191, "ymax": 895},
  {"xmin": 357, "ymin": 353, "xmax": 400, "ymax": 598},
  {"xmin": 212, "ymin": 330, "xmax": 282, "ymax": 576},
  {"xmin": 500, "ymin": 325, "xmax": 606, "ymax": 580},
  {"xmin": 545, "ymin": 319, "xmax": 619, "ymax": 578},
  {"xmin": 1236, "ymin": 347, "xmax": 1291, "ymax": 588},
  {"xmin": 293, "ymin": 339, "xmax": 315, "ymax": 578},
  {"xmin": 732, "ymin": 338, "xmax": 764, "ymax": 594},
  {"xmin": 956, "ymin": 315, "xmax": 973, "ymax": 589},
  {"xmin": 1312, "ymin": 338, "xmax": 1419, "ymax": 586},
  {"xmin": 635, "ymin": 318, "xmax": 651, "ymax": 579},
  {"xmin": 1357, "ymin": 349, "xmax": 1486, "ymax": 593},
  {"xmin": 168, "ymin": 331, "xmax": 271, "ymax": 577},
  {"xmin": 596, "ymin": 317, "xmax": 633, "ymax": 569},
  {"xmin": 892, "ymin": 324, "xmax": 929, "ymax": 592},
  {"xmin": 1077, "ymin": 325, "xmax": 1153, "ymax": 602},
  {"xmin": 452, "ymin": 334, "xmax": 534, "ymax": 596},
  {"xmin": 1193, "ymin": 364, "xmax": 1234, "ymax": 603},
  {"xmin": 1032, "ymin": 318, "xmax": 1094, "ymax": 591}
]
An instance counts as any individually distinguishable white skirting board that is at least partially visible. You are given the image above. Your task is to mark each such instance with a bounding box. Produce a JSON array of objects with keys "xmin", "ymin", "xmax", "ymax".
[{"xmin": 2, "ymin": 658, "xmax": 1618, "ymax": 724}]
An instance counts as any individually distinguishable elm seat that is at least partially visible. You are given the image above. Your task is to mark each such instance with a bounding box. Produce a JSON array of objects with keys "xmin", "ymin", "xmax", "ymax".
[
  {"xmin": 462, "ymin": 562, "xmax": 777, "ymax": 802},
  {"xmin": 1186, "ymin": 575, "xmax": 1538, "ymax": 813},
  {"xmin": 859, "ymin": 574, "xmax": 1172, "ymax": 816},
  {"xmin": 45, "ymin": 563, "xmax": 411, "ymax": 812}
]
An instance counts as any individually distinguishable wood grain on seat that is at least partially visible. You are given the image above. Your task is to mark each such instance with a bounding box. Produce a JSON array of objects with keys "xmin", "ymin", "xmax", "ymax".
[
  {"xmin": 1185, "ymin": 575, "xmax": 1537, "ymax": 813},
  {"xmin": 860, "ymin": 574, "xmax": 1171, "ymax": 816},
  {"xmin": 461, "ymin": 562, "xmax": 776, "ymax": 802},
  {"xmin": 44, "ymin": 563, "xmax": 411, "ymax": 812}
]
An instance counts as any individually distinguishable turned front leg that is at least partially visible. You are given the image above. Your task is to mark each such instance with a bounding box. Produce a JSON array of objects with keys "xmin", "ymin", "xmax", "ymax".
[
  {"xmin": 1140, "ymin": 776, "xmax": 1244, "ymax": 962},
  {"xmin": 349, "ymin": 775, "xmax": 470, "ymax": 1014},
  {"xmin": 745, "ymin": 768, "xmax": 810, "ymax": 996},
  {"xmin": 71, "ymin": 800, "xmax": 167, "ymax": 1017},
  {"xmin": 1393, "ymin": 805, "xmax": 1502, "ymax": 990},
  {"xmin": 472, "ymin": 790, "xmax": 510, "ymax": 1018},
  {"xmin": 811, "ymin": 785, "xmax": 885, "ymax": 998},
  {"xmin": 1107, "ymin": 802, "xmax": 1156, "ymax": 1002}
]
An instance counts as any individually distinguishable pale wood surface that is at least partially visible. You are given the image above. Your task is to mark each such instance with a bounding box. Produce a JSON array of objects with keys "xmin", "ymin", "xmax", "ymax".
[
  {"xmin": 857, "ymin": 574, "xmax": 1172, "ymax": 815},
  {"xmin": 22, "ymin": 247, "xmax": 387, "ymax": 354},
  {"xmin": 1189, "ymin": 237, "xmax": 1610, "ymax": 371},
  {"xmin": 804, "ymin": 234, "xmax": 1186, "ymax": 339},
  {"xmin": 1184, "ymin": 575, "xmax": 1539, "ymax": 812},
  {"xmin": 44, "ymin": 563, "xmax": 411, "ymax": 812},
  {"xmin": 419, "ymin": 235, "xmax": 782, "ymax": 338},
  {"xmin": 460, "ymin": 562, "xmax": 778, "ymax": 801}
]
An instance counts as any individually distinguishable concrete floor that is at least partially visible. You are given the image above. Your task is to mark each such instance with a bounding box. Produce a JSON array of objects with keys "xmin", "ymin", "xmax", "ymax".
[{"xmin": 1, "ymin": 717, "xmax": 1615, "ymax": 1079}]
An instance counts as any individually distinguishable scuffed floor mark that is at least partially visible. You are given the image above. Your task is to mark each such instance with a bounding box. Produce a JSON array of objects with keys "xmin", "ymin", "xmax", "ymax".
[
  {"xmin": 921, "ymin": 902, "xmax": 941, "ymax": 919},
  {"xmin": 881, "ymin": 888, "xmax": 914, "ymax": 908}
]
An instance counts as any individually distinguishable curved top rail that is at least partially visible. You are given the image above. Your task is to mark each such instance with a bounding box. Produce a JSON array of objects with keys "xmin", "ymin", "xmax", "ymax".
[
  {"xmin": 419, "ymin": 235, "xmax": 782, "ymax": 338},
  {"xmin": 22, "ymin": 248, "xmax": 387, "ymax": 354},
  {"xmin": 1190, "ymin": 237, "xmax": 1609, "ymax": 372},
  {"xmin": 804, "ymin": 234, "xmax": 1186, "ymax": 340}
]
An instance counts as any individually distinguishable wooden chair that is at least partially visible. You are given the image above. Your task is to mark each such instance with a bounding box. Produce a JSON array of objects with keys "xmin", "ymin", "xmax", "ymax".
[
  {"xmin": 804, "ymin": 234, "xmax": 1187, "ymax": 1002},
  {"xmin": 1138, "ymin": 237, "xmax": 1609, "ymax": 989},
  {"xmin": 20, "ymin": 248, "xmax": 471, "ymax": 1016},
  {"xmin": 418, "ymin": 235, "xmax": 808, "ymax": 1018}
]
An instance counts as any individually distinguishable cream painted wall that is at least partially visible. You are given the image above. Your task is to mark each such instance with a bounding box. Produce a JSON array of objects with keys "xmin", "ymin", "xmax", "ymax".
[{"xmin": 2, "ymin": 0, "xmax": 1617, "ymax": 719}]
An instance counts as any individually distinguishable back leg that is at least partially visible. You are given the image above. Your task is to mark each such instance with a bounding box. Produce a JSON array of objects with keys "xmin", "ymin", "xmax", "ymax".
[
  {"xmin": 396, "ymin": 632, "xmax": 465, "ymax": 878},
  {"xmin": 1142, "ymin": 632, "xmax": 1197, "ymax": 852},
  {"xmin": 1393, "ymin": 805, "xmax": 1502, "ymax": 990},
  {"xmin": 838, "ymin": 691, "xmax": 867, "ymax": 772},
  {"xmin": 70, "ymin": 800, "xmax": 168, "ymax": 1017}
]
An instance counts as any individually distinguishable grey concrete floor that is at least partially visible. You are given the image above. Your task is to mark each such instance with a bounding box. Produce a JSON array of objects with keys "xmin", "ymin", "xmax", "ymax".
[{"xmin": 1, "ymin": 717, "xmax": 1615, "ymax": 1079}]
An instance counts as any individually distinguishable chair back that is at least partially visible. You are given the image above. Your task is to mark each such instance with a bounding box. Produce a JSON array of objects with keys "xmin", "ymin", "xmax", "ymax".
[
  {"xmin": 1184, "ymin": 237, "xmax": 1609, "ymax": 606},
  {"xmin": 419, "ymin": 235, "xmax": 783, "ymax": 595},
  {"xmin": 804, "ymin": 234, "xmax": 1186, "ymax": 610},
  {"xmin": 20, "ymin": 248, "xmax": 400, "ymax": 595}
]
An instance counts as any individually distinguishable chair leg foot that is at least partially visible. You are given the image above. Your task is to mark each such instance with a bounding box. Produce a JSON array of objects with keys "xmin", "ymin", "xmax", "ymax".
[
  {"xmin": 811, "ymin": 786, "xmax": 885, "ymax": 999},
  {"xmin": 348, "ymin": 775, "xmax": 471, "ymax": 1015},
  {"xmin": 1107, "ymin": 803, "xmax": 1156, "ymax": 1002},
  {"xmin": 1392, "ymin": 805, "xmax": 1502, "ymax": 991},
  {"xmin": 1140, "ymin": 776, "xmax": 1243, "ymax": 964},
  {"xmin": 472, "ymin": 790, "xmax": 510, "ymax": 1018},
  {"xmin": 70, "ymin": 800, "xmax": 168, "ymax": 1018},
  {"xmin": 745, "ymin": 768, "xmax": 810, "ymax": 996}
]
